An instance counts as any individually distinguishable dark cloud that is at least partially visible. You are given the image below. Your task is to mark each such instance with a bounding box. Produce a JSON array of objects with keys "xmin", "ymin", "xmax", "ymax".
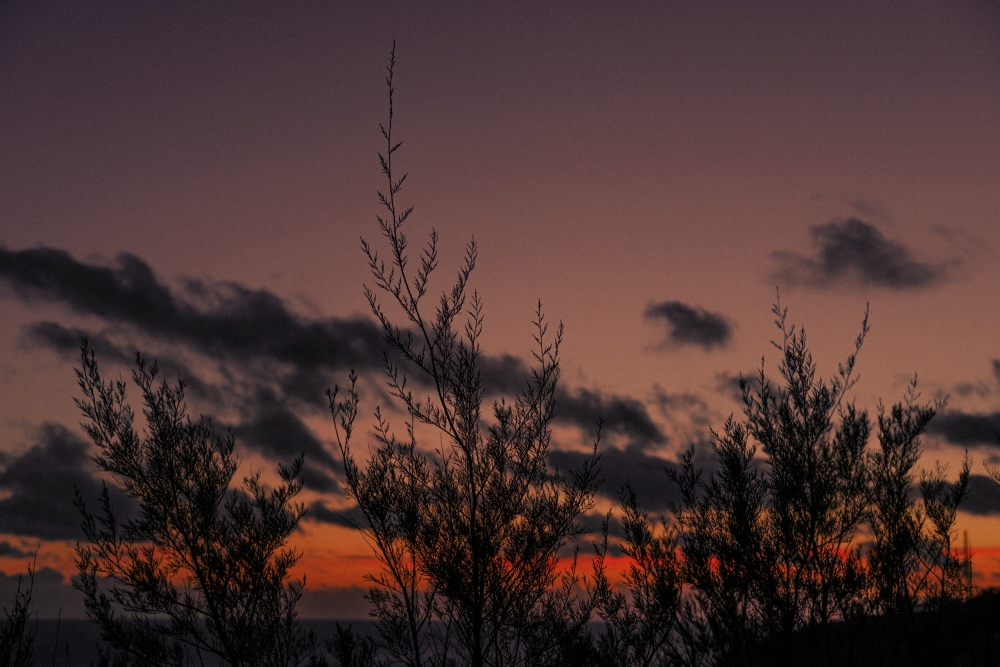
[
  {"xmin": 644, "ymin": 301, "xmax": 732, "ymax": 350},
  {"xmin": 464, "ymin": 350, "xmax": 667, "ymax": 449},
  {"xmin": 0, "ymin": 424, "xmax": 111, "ymax": 540},
  {"xmin": 962, "ymin": 475, "xmax": 1000, "ymax": 516},
  {"xmin": 555, "ymin": 388, "xmax": 665, "ymax": 450},
  {"xmin": 0, "ymin": 542, "xmax": 31, "ymax": 558},
  {"xmin": 24, "ymin": 320, "xmax": 225, "ymax": 404},
  {"xmin": 26, "ymin": 320, "xmax": 340, "ymax": 480},
  {"xmin": 0, "ymin": 246, "xmax": 385, "ymax": 371},
  {"xmin": 306, "ymin": 502, "xmax": 367, "ymax": 528},
  {"xmin": 926, "ymin": 410, "xmax": 1000, "ymax": 447},
  {"xmin": 480, "ymin": 353, "xmax": 533, "ymax": 396},
  {"xmin": 230, "ymin": 388, "xmax": 337, "ymax": 471},
  {"xmin": 0, "ymin": 567, "xmax": 85, "ymax": 618},
  {"xmin": 26, "ymin": 321, "xmax": 131, "ymax": 366},
  {"xmin": 772, "ymin": 218, "xmax": 949, "ymax": 289},
  {"xmin": 4, "ymin": 246, "xmax": 670, "ymax": 495},
  {"xmin": 549, "ymin": 443, "xmax": 715, "ymax": 513}
]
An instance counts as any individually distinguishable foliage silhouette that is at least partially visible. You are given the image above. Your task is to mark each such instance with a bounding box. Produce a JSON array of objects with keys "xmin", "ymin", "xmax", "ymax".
[
  {"xmin": 0, "ymin": 560, "xmax": 35, "ymax": 667},
  {"xmin": 590, "ymin": 489, "xmax": 690, "ymax": 667},
  {"xmin": 43, "ymin": 41, "xmax": 999, "ymax": 667},
  {"xmin": 329, "ymin": 43, "xmax": 603, "ymax": 667},
  {"xmin": 328, "ymin": 623, "xmax": 377, "ymax": 667},
  {"xmin": 668, "ymin": 300, "xmax": 971, "ymax": 667},
  {"xmin": 73, "ymin": 341, "xmax": 319, "ymax": 667}
]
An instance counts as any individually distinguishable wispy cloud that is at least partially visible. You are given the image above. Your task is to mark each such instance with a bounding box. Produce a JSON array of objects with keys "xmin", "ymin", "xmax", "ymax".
[
  {"xmin": 644, "ymin": 301, "xmax": 732, "ymax": 351},
  {"xmin": 714, "ymin": 371, "xmax": 770, "ymax": 405},
  {"xmin": 772, "ymin": 218, "xmax": 950, "ymax": 289}
]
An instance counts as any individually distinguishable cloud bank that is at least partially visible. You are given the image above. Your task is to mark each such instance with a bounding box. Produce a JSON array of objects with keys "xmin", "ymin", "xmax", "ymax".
[
  {"xmin": 0, "ymin": 246, "xmax": 677, "ymax": 528},
  {"xmin": 0, "ymin": 245, "xmax": 387, "ymax": 372}
]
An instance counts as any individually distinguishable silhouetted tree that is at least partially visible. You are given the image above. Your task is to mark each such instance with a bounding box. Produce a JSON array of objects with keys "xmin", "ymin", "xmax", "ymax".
[
  {"xmin": 670, "ymin": 301, "xmax": 970, "ymax": 667},
  {"xmin": 592, "ymin": 488, "xmax": 686, "ymax": 667},
  {"xmin": 0, "ymin": 562, "xmax": 35, "ymax": 667},
  {"xmin": 864, "ymin": 384, "xmax": 970, "ymax": 666},
  {"xmin": 328, "ymin": 623, "xmax": 377, "ymax": 667},
  {"xmin": 329, "ymin": 44, "xmax": 602, "ymax": 667},
  {"xmin": 74, "ymin": 341, "xmax": 319, "ymax": 667}
]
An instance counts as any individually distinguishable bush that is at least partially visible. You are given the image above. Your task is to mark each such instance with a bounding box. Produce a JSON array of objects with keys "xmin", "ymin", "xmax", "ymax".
[
  {"xmin": 328, "ymin": 44, "xmax": 603, "ymax": 667},
  {"xmin": 668, "ymin": 301, "xmax": 970, "ymax": 667},
  {"xmin": 74, "ymin": 342, "xmax": 318, "ymax": 667}
]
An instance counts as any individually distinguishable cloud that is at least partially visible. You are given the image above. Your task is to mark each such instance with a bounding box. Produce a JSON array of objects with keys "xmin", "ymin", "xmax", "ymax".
[
  {"xmin": 549, "ymin": 442, "xmax": 716, "ymax": 513},
  {"xmin": 305, "ymin": 502, "xmax": 367, "ymax": 528},
  {"xmin": 952, "ymin": 359, "xmax": 1000, "ymax": 399},
  {"xmin": 0, "ymin": 567, "xmax": 86, "ymax": 618},
  {"xmin": 23, "ymin": 321, "xmax": 339, "ymax": 481},
  {"xmin": 3, "ymin": 246, "xmax": 673, "ymax": 500},
  {"xmin": 644, "ymin": 301, "xmax": 732, "ymax": 350},
  {"xmin": 555, "ymin": 388, "xmax": 666, "ymax": 450},
  {"xmin": 0, "ymin": 542, "xmax": 31, "ymax": 558},
  {"xmin": 21, "ymin": 322, "xmax": 667, "ymax": 482},
  {"xmin": 480, "ymin": 353, "xmax": 534, "ymax": 396},
  {"xmin": 651, "ymin": 386, "xmax": 717, "ymax": 444},
  {"xmin": 25, "ymin": 321, "xmax": 132, "ymax": 366},
  {"xmin": 772, "ymin": 218, "xmax": 949, "ymax": 289},
  {"xmin": 460, "ymin": 350, "xmax": 667, "ymax": 449},
  {"xmin": 229, "ymin": 388, "xmax": 339, "ymax": 480},
  {"xmin": 0, "ymin": 246, "xmax": 386, "ymax": 372},
  {"xmin": 0, "ymin": 424, "xmax": 116, "ymax": 540},
  {"xmin": 926, "ymin": 410, "xmax": 1000, "ymax": 447},
  {"xmin": 962, "ymin": 475, "xmax": 1000, "ymax": 516}
]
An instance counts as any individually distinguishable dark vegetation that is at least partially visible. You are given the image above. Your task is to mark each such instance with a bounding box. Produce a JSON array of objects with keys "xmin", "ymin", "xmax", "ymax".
[
  {"xmin": 3, "ymin": 45, "xmax": 1000, "ymax": 666},
  {"xmin": 71, "ymin": 345, "xmax": 319, "ymax": 667},
  {"xmin": 0, "ymin": 562, "xmax": 36, "ymax": 667}
]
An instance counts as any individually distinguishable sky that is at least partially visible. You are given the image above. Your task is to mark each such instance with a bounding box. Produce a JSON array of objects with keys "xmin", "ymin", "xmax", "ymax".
[{"xmin": 2, "ymin": 0, "xmax": 1000, "ymax": 618}]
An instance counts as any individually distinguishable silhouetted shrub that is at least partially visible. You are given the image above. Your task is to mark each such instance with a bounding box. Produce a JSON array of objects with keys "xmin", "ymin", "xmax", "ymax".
[
  {"xmin": 0, "ymin": 562, "xmax": 35, "ymax": 667},
  {"xmin": 329, "ymin": 44, "xmax": 603, "ymax": 667},
  {"xmin": 74, "ymin": 342, "xmax": 318, "ymax": 667},
  {"xmin": 668, "ymin": 301, "xmax": 970, "ymax": 667}
]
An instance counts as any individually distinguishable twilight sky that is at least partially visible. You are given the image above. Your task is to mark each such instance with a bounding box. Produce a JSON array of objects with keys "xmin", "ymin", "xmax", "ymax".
[{"xmin": 2, "ymin": 0, "xmax": 1000, "ymax": 618}]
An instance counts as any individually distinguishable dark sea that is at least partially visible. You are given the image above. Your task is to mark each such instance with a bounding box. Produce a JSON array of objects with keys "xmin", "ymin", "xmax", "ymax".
[{"xmin": 33, "ymin": 619, "xmax": 375, "ymax": 667}]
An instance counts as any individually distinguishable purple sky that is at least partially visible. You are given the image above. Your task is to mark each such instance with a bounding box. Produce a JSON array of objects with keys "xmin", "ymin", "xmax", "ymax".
[{"xmin": 2, "ymin": 0, "xmax": 1000, "ymax": 616}]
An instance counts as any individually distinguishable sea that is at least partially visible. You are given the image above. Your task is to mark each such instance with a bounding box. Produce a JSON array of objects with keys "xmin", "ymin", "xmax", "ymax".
[{"xmin": 32, "ymin": 619, "xmax": 375, "ymax": 667}]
